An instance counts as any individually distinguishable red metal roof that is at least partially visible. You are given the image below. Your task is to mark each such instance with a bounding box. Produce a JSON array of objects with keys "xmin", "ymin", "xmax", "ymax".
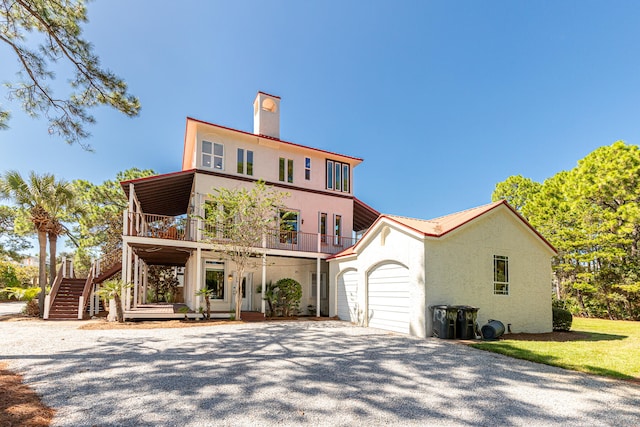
[{"xmin": 329, "ymin": 200, "xmax": 557, "ymax": 259}]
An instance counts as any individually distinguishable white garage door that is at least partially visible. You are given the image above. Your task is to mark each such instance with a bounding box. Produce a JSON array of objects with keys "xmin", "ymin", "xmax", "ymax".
[
  {"xmin": 337, "ymin": 270, "xmax": 359, "ymax": 322},
  {"xmin": 367, "ymin": 263, "xmax": 410, "ymax": 334}
]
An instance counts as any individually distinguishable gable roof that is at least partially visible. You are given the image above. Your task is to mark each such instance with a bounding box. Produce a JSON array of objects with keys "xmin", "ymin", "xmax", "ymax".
[{"xmin": 329, "ymin": 200, "xmax": 557, "ymax": 259}]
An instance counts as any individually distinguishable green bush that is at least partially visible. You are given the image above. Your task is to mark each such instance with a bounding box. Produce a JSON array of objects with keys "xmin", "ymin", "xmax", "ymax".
[
  {"xmin": 265, "ymin": 278, "xmax": 302, "ymax": 317},
  {"xmin": 0, "ymin": 286, "xmax": 41, "ymax": 301},
  {"xmin": 553, "ymin": 307, "xmax": 573, "ymax": 331}
]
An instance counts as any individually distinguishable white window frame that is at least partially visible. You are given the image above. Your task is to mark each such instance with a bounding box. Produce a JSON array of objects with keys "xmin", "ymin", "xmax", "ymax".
[
  {"xmin": 202, "ymin": 140, "xmax": 224, "ymax": 170},
  {"xmin": 326, "ymin": 159, "xmax": 350, "ymax": 193},
  {"xmin": 305, "ymin": 157, "xmax": 311, "ymax": 180},
  {"xmin": 334, "ymin": 214, "xmax": 342, "ymax": 245},
  {"xmin": 319, "ymin": 212, "xmax": 327, "ymax": 243},
  {"xmin": 326, "ymin": 160, "xmax": 334, "ymax": 189},
  {"xmin": 237, "ymin": 148, "xmax": 254, "ymax": 176},
  {"xmin": 493, "ymin": 255, "xmax": 509, "ymax": 295}
]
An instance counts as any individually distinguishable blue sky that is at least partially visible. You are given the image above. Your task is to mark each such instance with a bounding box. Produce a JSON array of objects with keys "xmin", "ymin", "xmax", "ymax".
[{"xmin": 2, "ymin": 1, "xmax": 640, "ymax": 222}]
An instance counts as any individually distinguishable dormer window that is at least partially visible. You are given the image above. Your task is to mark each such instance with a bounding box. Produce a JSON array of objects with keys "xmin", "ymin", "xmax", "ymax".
[{"xmin": 203, "ymin": 140, "xmax": 224, "ymax": 170}]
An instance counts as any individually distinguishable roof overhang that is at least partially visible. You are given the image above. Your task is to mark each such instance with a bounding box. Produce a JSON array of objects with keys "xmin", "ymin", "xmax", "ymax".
[
  {"xmin": 353, "ymin": 197, "xmax": 380, "ymax": 232},
  {"xmin": 121, "ymin": 170, "xmax": 196, "ymax": 216}
]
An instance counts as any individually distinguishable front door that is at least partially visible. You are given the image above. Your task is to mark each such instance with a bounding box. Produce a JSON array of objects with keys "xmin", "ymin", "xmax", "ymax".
[{"xmin": 233, "ymin": 273, "xmax": 253, "ymax": 311}]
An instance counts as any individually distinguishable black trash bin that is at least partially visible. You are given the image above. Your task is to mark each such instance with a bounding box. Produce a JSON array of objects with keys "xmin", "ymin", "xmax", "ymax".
[
  {"xmin": 430, "ymin": 305, "xmax": 457, "ymax": 339},
  {"xmin": 455, "ymin": 306, "xmax": 479, "ymax": 339}
]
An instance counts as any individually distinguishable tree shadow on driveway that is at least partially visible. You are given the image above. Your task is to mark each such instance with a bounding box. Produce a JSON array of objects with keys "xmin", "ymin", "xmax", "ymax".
[{"xmin": 1, "ymin": 321, "xmax": 639, "ymax": 426}]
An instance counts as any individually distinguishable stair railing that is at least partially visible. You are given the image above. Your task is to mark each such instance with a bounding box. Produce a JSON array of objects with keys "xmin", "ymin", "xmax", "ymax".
[
  {"xmin": 78, "ymin": 263, "xmax": 96, "ymax": 320},
  {"xmin": 44, "ymin": 262, "xmax": 65, "ymax": 320}
]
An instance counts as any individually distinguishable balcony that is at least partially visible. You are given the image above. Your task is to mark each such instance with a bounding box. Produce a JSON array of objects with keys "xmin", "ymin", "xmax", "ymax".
[{"xmin": 125, "ymin": 212, "xmax": 355, "ymax": 255}]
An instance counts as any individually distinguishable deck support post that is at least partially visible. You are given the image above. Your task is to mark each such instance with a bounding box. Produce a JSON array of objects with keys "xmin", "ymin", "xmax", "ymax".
[
  {"xmin": 195, "ymin": 247, "xmax": 202, "ymax": 315},
  {"xmin": 143, "ymin": 262, "xmax": 148, "ymax": 304},
  {"xmin": 261, "ymin": 234, "xmax": 267, "ymax": 315},
  {"xmin": 133, "ymin": 254, "xmax": 139, "ymax": 309},
  {"xmin": 317, "ymin": 233, "xmax": 321, "ymax": 317}
]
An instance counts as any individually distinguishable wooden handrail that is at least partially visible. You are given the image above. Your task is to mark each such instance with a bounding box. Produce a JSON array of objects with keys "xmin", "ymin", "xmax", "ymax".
[
  {"xmin": 78, "ymin": 263, "xmax": 96, "ymax": 319},
  {"xmin": 48, "ymin": 263, "xmax": 65, "ymax": 309}
]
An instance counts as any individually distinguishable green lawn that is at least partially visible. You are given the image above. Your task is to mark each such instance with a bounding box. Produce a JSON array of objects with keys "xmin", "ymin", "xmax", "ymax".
[{"xmin": 470, "ymin": 317, "xmax": 640, "ymax": 381}]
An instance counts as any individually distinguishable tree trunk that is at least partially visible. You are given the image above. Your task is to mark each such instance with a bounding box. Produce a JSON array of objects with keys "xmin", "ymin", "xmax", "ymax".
[
  {"xmin": 235, "ymin": 270, "xmax": 243, "ymax": 321},
  {"xmin": 37, "ymin": 230, "xmax": 47, "ymax": 317},
  {"xmin": 114, "ymin": 294, "xmax": 124, "ymax": 323},
  {"xmin": 48, "ymin": 233, "xmax": 57, "ymax": 286}
]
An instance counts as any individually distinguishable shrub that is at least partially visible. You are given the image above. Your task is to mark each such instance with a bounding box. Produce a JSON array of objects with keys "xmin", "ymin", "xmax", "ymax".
[
  {"xmin": 276, "ymin": 278, "xmax": 302, "ymax": 317},
  {"xmin": 553, "ymin": 307, "xmax": 573, "ymax": 331},
  {"xmin": 265, "ymin": 278, "xmax": 302, "ymax": 317}
]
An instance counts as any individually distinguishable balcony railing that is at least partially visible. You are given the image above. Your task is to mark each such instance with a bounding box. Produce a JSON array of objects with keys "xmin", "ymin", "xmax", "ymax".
[{"xmin": 125, "ymin": 211, "xmax": 355, "ymax": 255}]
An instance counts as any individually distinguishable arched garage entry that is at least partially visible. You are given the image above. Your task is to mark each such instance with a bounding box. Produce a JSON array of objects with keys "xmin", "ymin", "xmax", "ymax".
[
  {"xmin": 337, "ymin": 269, "xmax": 359, "ymax": 323},
  {"xmin": 367, "ymin": 262, "xmax": 410, "ymax": 334}
]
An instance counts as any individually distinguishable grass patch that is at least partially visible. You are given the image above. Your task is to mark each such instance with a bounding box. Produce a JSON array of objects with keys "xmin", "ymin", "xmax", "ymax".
[{"xmin": 469, "ymin": 317, "xmax": 640, "ymax": 381}]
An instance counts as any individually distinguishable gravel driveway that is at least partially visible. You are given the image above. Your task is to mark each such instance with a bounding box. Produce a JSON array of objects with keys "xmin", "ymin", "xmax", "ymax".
[{"xmin": 0, "ymin": 318, "xmax": 639, "ymax": 426}]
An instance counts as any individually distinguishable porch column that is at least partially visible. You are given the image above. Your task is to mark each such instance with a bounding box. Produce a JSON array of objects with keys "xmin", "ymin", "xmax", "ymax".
[
  {"xmin": 133, "ymin": 254, "xmax": 139, "ymax": 309},
  {"xmin": 120, "ymin": 240, "xmax": 128, "ymax": 313},
  {"xmin": 317, "ymin": 233, "xmax": 321, "ymax": 317},
  {"xmin": 195, "ymin": 247, "xmax": 202, "ymax": 313},
  {"xmin": 125, "ymin": 245, "xmax": 133, "ymax": 310},
  {"xmin": 143, "ymin": 262, "xmax": 148, "ymax": 304},
  {"xmin": 128, "ymin": 183, "xmax": 135, "ymax": 236},
  {"xmin": 261, "ymin": 233, "xmax": 267, "ymax": 315}
]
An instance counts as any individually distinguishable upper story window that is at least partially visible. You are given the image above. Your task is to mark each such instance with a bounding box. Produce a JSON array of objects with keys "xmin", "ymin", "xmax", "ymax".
[
  {"xmin": 203, "ymin": 140, "xmax": 223, "ymax": 170},
  {"xmin": 279, "ymin": 158, "xmax": 293, "ymax": 183},
  {"xmin": 334, "ymin": 214, "xmax": 342, "ymax": 245},
  {"xmin": 494, "ymin": 255, "xmax": 509, "ymax": 295},
  {"xmin": 237, "ymin": 148, "xmax": 254, "ymax": 176},
  {"xmin": 326, "ymin": 159, "xmax": 350, "ymax": 193},
  {"xmin": 319, "ymin": 212, "xmax": 327, "ymax": 243},
  {"xmin": 305, "ymin": 157, "xmax": 311, "ymax": 180}
]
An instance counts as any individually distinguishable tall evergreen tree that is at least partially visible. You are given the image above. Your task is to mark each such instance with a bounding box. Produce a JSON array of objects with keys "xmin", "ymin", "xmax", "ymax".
[{"xmin": 0, "ymin": 0, "xmax": 140, "ymax": 148}]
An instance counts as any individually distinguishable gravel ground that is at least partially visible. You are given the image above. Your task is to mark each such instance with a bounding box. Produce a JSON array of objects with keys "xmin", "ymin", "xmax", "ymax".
[
  {"xmin": 0, "ymin": 318, "xmax": 639, "ymax": 426},
  {"xmin": 0, "ymin": 301, "xmax": 25, "ymax": 315}
]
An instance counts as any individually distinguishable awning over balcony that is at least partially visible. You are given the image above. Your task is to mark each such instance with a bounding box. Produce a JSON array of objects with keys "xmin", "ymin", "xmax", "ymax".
[
  {"xmin": 121, "ymin": 170, "xmax": 195, "ymax": 217},
  {"xmin": 353, "ymin": 197, "xmax": 380, "ymax": 232}
]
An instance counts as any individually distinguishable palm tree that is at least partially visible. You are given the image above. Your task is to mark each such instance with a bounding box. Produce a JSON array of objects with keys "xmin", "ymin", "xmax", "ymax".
[
  {"xmin": 42, "ymin": 181, "xmax": 77, "ymax": 285},
  {"xmin": 0, "ymin": 171, "xmax": 75, "ymax": 315},
  {"xmin": 96, "ymin": 279, "xmax": 131, "ymax": 323}
]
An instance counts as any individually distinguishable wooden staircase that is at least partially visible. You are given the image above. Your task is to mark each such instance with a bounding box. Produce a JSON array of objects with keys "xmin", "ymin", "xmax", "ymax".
[
  {"xmin": 44, "ymin": 249, "xmax": 123, "ymax": 321},
  {"xmin": 47, "ymin": 278, "xmax": 87, "ymax": 320}
]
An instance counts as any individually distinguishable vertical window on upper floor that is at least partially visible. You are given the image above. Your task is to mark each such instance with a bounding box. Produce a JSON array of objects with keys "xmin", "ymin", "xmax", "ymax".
[
  {"xmin": 203, "ymin": 140, "xmax": 223, "ymax": 170},
  {"xmin": 319, "ymin": 212, "xmax": 327, "ymax": 243},
  {"xmin": 326, "ymin": 159, "xmax": 350, "ymax": 193},
  {"xmin": 237, "ymin": 148, "xmax": 254, "ymax": 176},
  {"xmin": 334, "ymin": 214, "xmax": 342, "ymax": 245},
  {"xmin": 247, "ymin": 150, "xmax": 254, "ymax": 175},
  {"xmin": 326, "ymin": 160, "xmax": 334, "ymax": 190},
  {"xmin": 279, "ymin": 158, "xmax": 285, "ymax": 181},
  {"xmin": 279, "ymin": 158, "xmax": 293, "ymax": 183},
  {"xmin": 342, "ymin": 164, "xmax": 350, "ymax": 192},
  {"xmin": 287, "ymin": 159, "xmax": 294, "ymax": 183},
  {"xmin": 305, "ymin": 157, "xmax": 311, "ymax": 180},
  {"xmin": 494, "ymin": 255, "xmax": 509, "ymax": 295}
]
